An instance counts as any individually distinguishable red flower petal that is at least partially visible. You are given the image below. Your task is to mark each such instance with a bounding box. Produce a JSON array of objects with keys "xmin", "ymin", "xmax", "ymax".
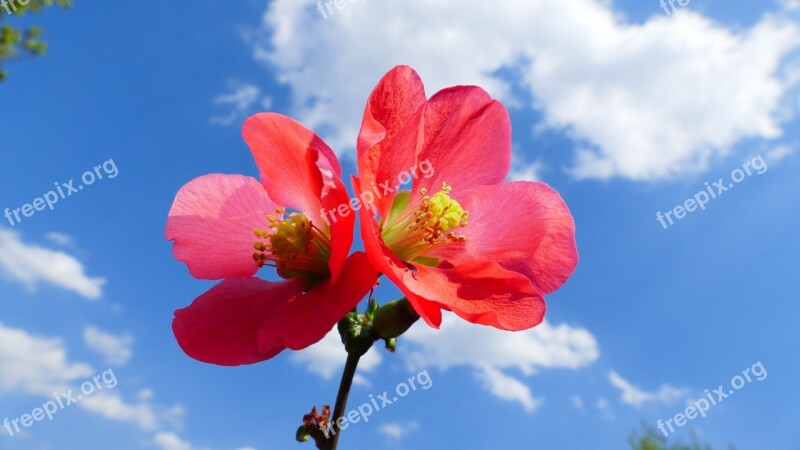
[
  {"xmin": 353, "ymin": 176, "xmax": 444, "ymax": 327},
  {"xmin": 357, "ymin": 65, "xmax": 427, "ymax": 217},
  {"xmin": 408, "ymin": 261, "xmax": 546, "ymax": 331},
  {"xmin": 258, "ymin": 252, "xmax": 379, "ymax": 351},
  {"xmin": 166, "ymin": 174, "xmax": 279, "ymax": 280},
  {"xmin": 437, "ymin": 181, "xmax": 579, "ymax": 294},
  {"xmin": 172, "ymin": 277, "xmax": 306, "ymax": 366},
  {"xmin": 412, "ymin": 86, "xmax": 511, "ymax": 197},
  {"xmin": 356, "ymin": 178, "xmax": 546, "ymax": 331},
  {"xmin": 243, "ymin": 113, "xmax": 353, "ymax": 282}
]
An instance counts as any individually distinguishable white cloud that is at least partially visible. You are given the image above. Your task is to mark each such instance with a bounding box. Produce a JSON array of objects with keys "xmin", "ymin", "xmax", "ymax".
[
  {"xmin": 571, "ymin": 394, "xmax": 585, "ymax": 411},
  {"xmin": 0, "ymin": 229, "xmax": 105, "ymax": 299},
  {"xmin": 0, "ymin": 322, "xmax": 93, "ymax": 395},
  {"xmin": 403, "ymin": 314, "xmax": 599, "ymax": 375},
  {"xmin": 291, "ymin": 311, "xmax": 597, "ymax": 408},
  {"xmin": 766, "ymin": 143, "xmax": 796, "ymax": 162},
  {"xmin": 508, "ymin": 155, "xmax": 545, "ymax": 182},
  {"xmin": 608, "ymin": 370, "xmax": 691, "ymax": 408},
  {"xmin": 476, "ymin": 366, "xmax": 543, "ymax": 412},
  {"xmin": 0, "ymin": 322, "xmax": 185, "ymax": 445},
  {"xmin": 81, "ymin": 392, "xmax": 162, "ymax": 431},
  {"xmin": 138, "ymin": 388, "xmax": 155, "ymax": 401},
  {"xmin": 252, "ymin": 0, "xmax": 800, "ymax": 181},
  {"xmin": 401, "ymin": 313, "xmax": 598, "ymax": 411},
  {"xmin": 45, "ymin": 231, "xmax": 74, "ymax": 247},
  {"xmin": 781, "ymin": 0, "xmax": 800, "ymax": 11},
  {"xmin": 210, "ymin": 80, "xmax": 272, "ymax": 126},
  {"xmin": 595, "ymin": 396, "xmax": 614, "ymax": 419},
  {"xmin": 83, "ymin": 326, "xmax": 134, "ymax": 366},
  {"xmin": 153, "ymin": 432, "xmax": 193, "ymax": 450},
  {"xmin": 378, "ymin": 421, "xmax": 419, "ymax": 440},
  {"xmin": 290, "ymin": 327, "xmax": 382, "ymax": 384},
  {"xmin": 77, "ymin": 391, "xmax": 187, "ymax": 441}
]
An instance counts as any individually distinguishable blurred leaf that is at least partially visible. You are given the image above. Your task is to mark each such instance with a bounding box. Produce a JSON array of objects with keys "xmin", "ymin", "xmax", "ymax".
[
  {"xmin": 0, "ymin": 0, "xmax": 71, "ymax": 82},
  {"xmin": 628, "ymin": 424, "xmax": 734, "ymax": 450}
]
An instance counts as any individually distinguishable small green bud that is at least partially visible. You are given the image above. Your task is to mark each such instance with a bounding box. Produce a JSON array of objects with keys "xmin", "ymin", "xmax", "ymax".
[
  {"xmin": 372, "ymin": 298, "xmax": 419, "ymax": 340},
  {"xmin": 295, "ymin": 425, "xmax": 310, "ymax": 442}
]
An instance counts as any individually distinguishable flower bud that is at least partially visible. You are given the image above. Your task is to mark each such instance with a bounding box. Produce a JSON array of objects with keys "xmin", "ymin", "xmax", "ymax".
[
  {"xmin": 372, "ymin": 298, "xmax": 419, "ymax": 340},
  {"xmin": 295, "ymin": 425, "xmax": 310, "ymax": 442}
]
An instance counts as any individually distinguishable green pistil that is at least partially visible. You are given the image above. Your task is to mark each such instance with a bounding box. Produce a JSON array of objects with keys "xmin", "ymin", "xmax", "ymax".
[{"xmin": 381, "ymin": 183, "xmax": 468, "ymax": 262}]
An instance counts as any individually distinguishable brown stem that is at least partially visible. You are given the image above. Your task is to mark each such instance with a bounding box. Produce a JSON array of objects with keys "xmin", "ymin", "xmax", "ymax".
[{"xmin": 321, "ymin": 352, "xmax": 361, "ymax": 450}]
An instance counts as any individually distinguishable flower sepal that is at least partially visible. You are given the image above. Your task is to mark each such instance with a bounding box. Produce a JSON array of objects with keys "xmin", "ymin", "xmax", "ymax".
[
  {"xmin": 337, "ymin": 310, "xmax": 375, "ymax": 356},
  {"xmin": 337, "ymin": 298, "xmax": 419, "ymax": 356}
]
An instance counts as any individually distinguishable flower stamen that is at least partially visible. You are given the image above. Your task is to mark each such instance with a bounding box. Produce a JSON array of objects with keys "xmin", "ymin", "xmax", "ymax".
[
  {"xmin": 252, "ymin": 208, "xmax": 331, "ymax": 283},
  {"xmin": 381, "ymin": 182, "xmax": 468, "ymax": 262}
]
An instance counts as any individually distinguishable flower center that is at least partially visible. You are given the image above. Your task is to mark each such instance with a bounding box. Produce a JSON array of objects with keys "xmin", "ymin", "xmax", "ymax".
[
  {"xmin": 381, "ymin": 182, "xmax": 468, "ymax": 263},
  {"xmin": 252, "ymin": 208, "xmax": 331, "ymax": 283}
]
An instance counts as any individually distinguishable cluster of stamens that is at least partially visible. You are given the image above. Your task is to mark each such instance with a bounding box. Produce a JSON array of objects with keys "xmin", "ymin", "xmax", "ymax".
[
  {"xmin": 252, "ymin": 207, "xmax": 331, "ymax": 282},
  {"xmin": 382, "ymin": 182, "xmax": 468, "ymax": 262}
]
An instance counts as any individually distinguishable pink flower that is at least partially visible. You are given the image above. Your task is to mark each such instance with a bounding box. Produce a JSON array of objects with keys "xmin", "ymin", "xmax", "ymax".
[
  {"xmin": 167, "ymin": 113, "xmax": 377, "ymax": 366},
  {"xmin": 353, "ymin": 66, "xmax": 578, "ymax": 331}
]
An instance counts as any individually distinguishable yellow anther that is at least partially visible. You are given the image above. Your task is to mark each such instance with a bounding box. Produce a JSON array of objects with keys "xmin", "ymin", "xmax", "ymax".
[
  {"xmin": 420, "ymin": 185, "xmax": 465, "ymax": 233},
  {"xmin": 381, "ymin": 182, "xmax": 468, "ymax": 262},
  {"xmin": 252, "ymin": 210, "xmax": 331, "ymax": 282}
]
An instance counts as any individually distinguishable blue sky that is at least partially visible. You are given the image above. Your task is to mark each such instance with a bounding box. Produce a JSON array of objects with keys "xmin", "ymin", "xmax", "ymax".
[{"xmin": 1, "ymin": 1, "xmax": 799, "ymax": 449}]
